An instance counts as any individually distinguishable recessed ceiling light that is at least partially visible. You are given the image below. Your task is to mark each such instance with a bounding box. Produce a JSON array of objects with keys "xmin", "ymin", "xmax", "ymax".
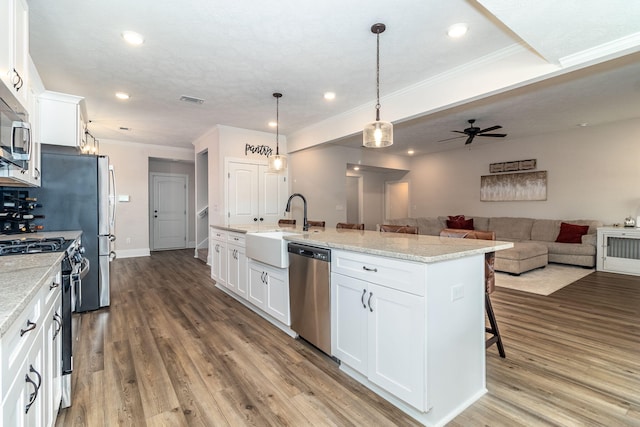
[
  {"xmin": 407, "ymin": 149, "xmax": 415, "ymax": 155},
  {"xmin": 268, "ymin": 121, "xmax": 277, "ymax": 128},
  {"xmin": 122, "ymin": 31, "xmax": 144, "ymax": 45},
  {"xmin": 324, "ymin": 92, "xmax": 336, "ymax": 100},
  {"xmin": 578, "ymin": 122, "xmax": 589, "ymax": 127},
  {"xmin": 353, "ymin": 166, "xmax": 360, "ymax": 171},
  {"xmin": 447, "ymin": 23, "xmax": 468, "ymax": 38},
  {"xmin": 115, "ymin": 92, "xmax": 130, "ymax": 100}
]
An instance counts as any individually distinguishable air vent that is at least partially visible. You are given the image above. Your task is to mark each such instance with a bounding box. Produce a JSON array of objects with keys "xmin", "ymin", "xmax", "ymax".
[{"xmin": 180, "ymin": 95, "xmax": 205, "ymax": 104}]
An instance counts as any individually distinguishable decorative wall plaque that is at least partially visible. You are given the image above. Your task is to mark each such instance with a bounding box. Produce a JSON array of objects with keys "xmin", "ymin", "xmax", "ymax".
[
  {"xmin": 489, "ymin": 158, "xmax": 536, "ymax": 173},
  {"xmin": 245, "ymin": 143, "xmax": 273, "ymax": 157}
]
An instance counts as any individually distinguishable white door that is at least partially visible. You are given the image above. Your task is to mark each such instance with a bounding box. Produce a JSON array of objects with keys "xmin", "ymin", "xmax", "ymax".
[
  {"xmin": 152, "ymin": 173, "xmax": 188, "ymax": 250},
  {"xmin": 265, "ymin": 266, "xmax": 290, "ymax": 325},
  {"xmin": 259, "ymin": 164, "xmax": 288, "ymax": 224},
  {"xmin": 247, "ymin": 261, "xmax": 267, "ymax": 308},
  {"xmin": 227, "ymin": 162, "xmax": 259, "ymax": 224}
]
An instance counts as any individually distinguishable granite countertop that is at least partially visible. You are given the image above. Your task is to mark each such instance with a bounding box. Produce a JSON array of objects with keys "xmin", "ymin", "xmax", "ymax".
[
  {"xmin": 211, "ymin": 223, "xmax": 296, "ymax": 233},
  {"xmin": 282, "ymin": 229, "xmax": 513, "ymax": 263},
  {"xmin": 0, "ymin": 230, "xmax": 82, "ymax": 337}
]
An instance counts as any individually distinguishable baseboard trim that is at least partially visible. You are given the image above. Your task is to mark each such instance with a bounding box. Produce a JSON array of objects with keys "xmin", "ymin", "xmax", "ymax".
[{"xmin": 116, "ymin": 248, "xmax": 151, "ymax": 259}]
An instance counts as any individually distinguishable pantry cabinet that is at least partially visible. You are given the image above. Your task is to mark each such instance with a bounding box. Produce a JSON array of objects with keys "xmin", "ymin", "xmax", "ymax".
[{"xmin": 226, "ymin": 160, "xmax": 287, "ymax": 225}]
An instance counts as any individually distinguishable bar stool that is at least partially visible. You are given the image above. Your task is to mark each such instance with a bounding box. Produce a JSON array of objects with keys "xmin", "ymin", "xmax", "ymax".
[
  {"xmin": 336, "ymin": 222, "xmax": 365, "ymax": 230},
  {"xmin": 439, "ymin": 228, "xmax": 506, "ymax": 358},
  {"xmin": 278, "ymin": 219, "xmax": 296, "ymax": 226},
  {"xmin": 307, "ymin": 220, "xmax": 325, "ymax": 228},
  {"xmin": 379, "ymin": 224, "xmax": 419, "ymax": 234}
]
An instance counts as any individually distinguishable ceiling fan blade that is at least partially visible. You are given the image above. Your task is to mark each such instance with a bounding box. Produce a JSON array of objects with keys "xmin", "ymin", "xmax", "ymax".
[
  {"xmin": 478, "ymin": 125, "xmax": 502, "ymax": 133},
  {"xmin": 478, "ymin": 133, "xmax": 507, "ymax": 138},
  {"xmin": 451, "ymin": 130, "xmax": 467, "ymax": 135},
  {"xmin": 437, "ymin": 135, "xmax": 465, "ymax": 143},
  {"xmin": 464, "ymin": 135, "xmax": 475, "ymax": 145}
]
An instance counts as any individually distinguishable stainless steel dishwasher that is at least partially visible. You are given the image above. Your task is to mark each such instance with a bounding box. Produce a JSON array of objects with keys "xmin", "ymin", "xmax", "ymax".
[{"xmin": 288, "ymin": 242, "xmax": 331, "ymax": 355}]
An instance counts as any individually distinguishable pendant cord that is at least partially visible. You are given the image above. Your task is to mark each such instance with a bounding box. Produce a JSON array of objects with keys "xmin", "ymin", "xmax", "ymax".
[
  {"xmin": 276, "ymin": 95, "xmax": 280, "ymax": 155},
  {"xmin": 375, "ymin": 30, "xmax": 381, "ymax": 121}
]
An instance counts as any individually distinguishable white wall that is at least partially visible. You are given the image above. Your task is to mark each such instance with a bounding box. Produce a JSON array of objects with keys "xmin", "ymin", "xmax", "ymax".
[
  {"xmin": 99, "ymin": 139, "xmax": 194, "ymax": 258},
  {"xmin": 289, "ymin": 144, "xmax": 410, "ymax": 229},
  {"xmin": 407, "ymin": 117, "xmax": 640, "ymax": 225}
]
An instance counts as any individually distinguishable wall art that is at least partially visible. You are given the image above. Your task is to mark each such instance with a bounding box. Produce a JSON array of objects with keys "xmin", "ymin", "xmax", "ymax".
[
  {"xmin": 489, "ymin": 158, "xmax": 536, "ymax": 173},
  {"xmin": 480, "ymin": 170, "xmax": 547, "ymax": 201}
]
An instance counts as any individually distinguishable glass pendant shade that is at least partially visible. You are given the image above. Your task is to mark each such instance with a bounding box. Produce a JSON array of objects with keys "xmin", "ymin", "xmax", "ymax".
[
  {"xmin": 268, "ymin": 152, "xmax": 287, "ymax": 172},
  {"xmin": 363, "ymin": 120, "xmax": 393, "ymax": 148}
]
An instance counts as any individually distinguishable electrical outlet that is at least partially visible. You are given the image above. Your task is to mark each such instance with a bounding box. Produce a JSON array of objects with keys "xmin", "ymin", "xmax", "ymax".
[{"xmin": 451, "ymin": 285, "xmax": 464, "ymax": 301}]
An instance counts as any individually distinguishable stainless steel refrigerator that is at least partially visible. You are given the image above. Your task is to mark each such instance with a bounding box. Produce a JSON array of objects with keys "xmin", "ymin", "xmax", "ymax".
[{"xmin": 32, "ymin": 144, "xmax": 116, "ymax": 311}]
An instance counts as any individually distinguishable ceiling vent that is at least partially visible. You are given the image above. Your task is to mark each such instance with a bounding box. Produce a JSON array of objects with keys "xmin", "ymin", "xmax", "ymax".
[{"xmin": 179, "ymin": 95, "xmax": 205, "ymax": 104}]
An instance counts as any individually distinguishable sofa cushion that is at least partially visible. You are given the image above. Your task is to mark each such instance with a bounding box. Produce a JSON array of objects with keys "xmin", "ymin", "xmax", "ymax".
[
  {"xmin": 496, "ymin": 242, "xmax": 547, "ymax": 261},
  {"xmin": 543, "ymin": 241, "xmax": 596, "ymax": 256},
  {"xmin": 470, "ymin": 216, "xmax": 490, "ymax": 231},
  {"xmin": 385, "ymin": 218, "xmax": 418, "ymax": 228},
  {"xmin": 556, "ymin": 222, "xmax": 590, "ymax": 243},
  {"xmin": 416, "ymin": 217, "xmax": 446, "ymax": 235},
  {"xmin": 489, "ymin": 217, "xmax": 534, "ymax": 241}
]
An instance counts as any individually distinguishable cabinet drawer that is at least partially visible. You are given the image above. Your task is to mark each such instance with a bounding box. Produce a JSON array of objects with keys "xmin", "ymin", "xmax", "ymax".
[
  {"xmin": 227, "ymin": 232, "xmax": 246, "ymax": 246},
  {"xmin": 1, "ymin": 291, "xmax": 43, "ymax": 396},
  {"xmin": 332, "ymin": 250, "xmax": 425, "ymax": 296},
  {"xmin": 42, "ymin": 271, "xmax": 62, "ymax": 312},
  {"xmin": 211, "ymin": 228, "xmax": 227, "ymax": 241}
]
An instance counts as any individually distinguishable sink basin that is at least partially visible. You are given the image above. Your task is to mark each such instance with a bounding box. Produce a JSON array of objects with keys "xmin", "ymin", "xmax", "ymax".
[{"xmin": 246, "ymin": 231, "xmax": 299, "ymax": 268}]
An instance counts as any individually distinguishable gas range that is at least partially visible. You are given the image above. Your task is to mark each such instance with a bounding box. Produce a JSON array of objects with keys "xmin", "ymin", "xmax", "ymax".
[{"xmin": 0, "ymin": 236, "xmax": 72, "ymax": 255}]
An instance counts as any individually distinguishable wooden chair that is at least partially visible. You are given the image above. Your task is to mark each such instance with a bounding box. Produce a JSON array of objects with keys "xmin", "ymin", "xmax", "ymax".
[
  {"xmin": 336, "ymin": 222, "xmax": 365, "ymax": 230},
  {"xmin": 278, "ymin": 219, "xmax": 296, "ymax": 226},
  {"xmin": 379, "ymin": 224, "xmax": 419, "ymax": 234},
  {"xmin": 307, "ymin": 220, "xmax": 325, "ymax": 228},
  {"xmin": 439, "ymin": 228, "xmax": 506, "ymax": 358}
]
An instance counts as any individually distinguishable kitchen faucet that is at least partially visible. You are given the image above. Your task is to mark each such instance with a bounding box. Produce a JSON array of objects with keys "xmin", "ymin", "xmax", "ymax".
[{"xmin": 285, "ymin": 193, "xmax": 308, "ymax": 231}]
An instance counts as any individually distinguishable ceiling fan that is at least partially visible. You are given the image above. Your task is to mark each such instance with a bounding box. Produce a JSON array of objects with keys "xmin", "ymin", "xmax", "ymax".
[{"xmin": 439, "ymin": 119, "xmax": 507, "ymax": 145}]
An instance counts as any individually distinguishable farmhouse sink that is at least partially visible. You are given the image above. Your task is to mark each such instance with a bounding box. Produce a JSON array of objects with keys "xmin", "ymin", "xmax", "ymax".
[{"xmin": 246, "ymin": 231, "xmax": 300, "ymax": 268}]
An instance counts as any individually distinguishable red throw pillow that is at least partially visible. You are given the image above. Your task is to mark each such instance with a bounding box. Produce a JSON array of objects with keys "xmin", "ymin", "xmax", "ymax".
[
  {"xmin": 446, "ymin": 215, "xmax": 474, "ymax": 230},
  {"xmin": 555, "ymin": 222, "xmax": 589, "ymax": 243}
]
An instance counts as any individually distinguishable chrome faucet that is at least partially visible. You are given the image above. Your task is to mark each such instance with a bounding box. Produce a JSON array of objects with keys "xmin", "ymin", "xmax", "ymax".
[{"xmin": 285, "ymin": 193, "xmax": 308, "ymax": 231}]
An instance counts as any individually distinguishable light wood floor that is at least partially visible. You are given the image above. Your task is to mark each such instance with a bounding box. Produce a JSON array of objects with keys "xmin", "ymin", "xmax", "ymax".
[{"xmin": 56, "ymin": 250, "xmax": 640, "ymax": 426}]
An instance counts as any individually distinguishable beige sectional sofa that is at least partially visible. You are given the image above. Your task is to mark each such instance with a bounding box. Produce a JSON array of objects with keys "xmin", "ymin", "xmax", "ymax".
[{"xmin": 385, "ymin": 216, "xmax": 603, "ymax": 275}]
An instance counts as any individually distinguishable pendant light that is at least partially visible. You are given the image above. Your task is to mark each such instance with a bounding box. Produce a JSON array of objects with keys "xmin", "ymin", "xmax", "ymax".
[
  {"xmin": 268, "ymin": 92, "xmax": 287, "ymax": 172},
  {"xmin": 363, "ymin": 23, "xmax": 393, "ymax": 148}
]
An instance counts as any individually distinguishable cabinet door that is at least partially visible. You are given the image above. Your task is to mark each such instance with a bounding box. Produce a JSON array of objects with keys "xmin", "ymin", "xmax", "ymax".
[
  {"xmin": 226, "ymin": 243, "xmax": 248, "ymax": 298},
  {"xmin": 264, "ymin": 266, "xmax": 289, "ymax": 325},
  {"xmin": 258, "ymin": 164, "xmax": 287, "ymax": 224},
  {"xmin": 247, "ymin": 261, "xmax": 267, "ymax": 308},
  {"xmin": 227, "ymin": 162, "xmax": 259, "ymax": 224},
  {"xmin": 44, "ymin": 292, "xmax": 62, "ymax": 427},
  {"xmin": 331, "ymin": 273, "xmax": 368, "ymax": 374},
  {"xmin": 211, "ymin": 241, "xmax": 227, "ymax": 286},
  {"xmin": 367, "ymin": 283, "xmax": 425, "ymax": 410},
  {"xmin": 12, "ymin": 0, "xmax": 29, "ymax": 107}
]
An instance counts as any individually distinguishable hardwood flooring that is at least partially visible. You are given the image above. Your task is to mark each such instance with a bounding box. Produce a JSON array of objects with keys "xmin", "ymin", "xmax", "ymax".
[{"xmin": 56, "ymin": 250, "xmax": 640, "ymax": 426}]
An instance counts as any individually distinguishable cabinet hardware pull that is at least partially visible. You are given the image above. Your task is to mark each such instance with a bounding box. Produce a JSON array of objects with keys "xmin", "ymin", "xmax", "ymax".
[
  {"xmin": 20, "ymin": 320, "xmax": 37, "ymax": 336},
  {"xmin": 25, "ymin": 365, "xmax": 42, "ymax": 414},
  {"xmin": 53, "ymin": 312, "xmax": 63, "ymax": 339},
  {"xmin": 362, "ymin": 266, "xmax": 378, "ymax": 272},
  {"xmin": 368, "ymin": 292, "xmax": 373, "ymax": 312},
  {"xmin": 50, "ymin": 281, "xmax": 60, "ymax": 290},
  {"xmin": 361, "ymin": 289, "xmax": 367, "ymax": 309}
]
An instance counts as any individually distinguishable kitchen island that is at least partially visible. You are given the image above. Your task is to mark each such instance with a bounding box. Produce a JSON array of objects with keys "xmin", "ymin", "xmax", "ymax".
[{"xmin": 211, "ymin": 224, "xmax": 512, "ymax": 426}]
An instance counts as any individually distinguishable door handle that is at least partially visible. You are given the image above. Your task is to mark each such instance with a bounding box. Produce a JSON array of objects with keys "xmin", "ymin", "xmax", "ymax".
[
  {"xmin": 361, "ymin": 289, "xmax": 367, "ymax": 309},
  {"xmin": 368, "ymin": 292, "xmax": 373, "ymax": 312}
]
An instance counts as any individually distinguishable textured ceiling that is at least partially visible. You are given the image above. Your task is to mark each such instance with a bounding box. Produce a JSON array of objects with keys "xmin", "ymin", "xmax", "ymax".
[{"xmin": 27, "ymin": 0, "xmax": 640, "ymax": 155}]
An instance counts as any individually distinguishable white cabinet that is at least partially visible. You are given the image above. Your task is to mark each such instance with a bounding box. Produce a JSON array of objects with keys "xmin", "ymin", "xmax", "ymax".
[
  {"xmin": 226, "ymin": 160, "xmax": 287, "ymax": 225},
  {"xmin": 1, "ymin": 268, "xmax": 62, "ymax": 427},
  {"xmin": 597, "ymin": 227, "xmax": 640, "ymax": 276},
  {"xmin": 247, "ymin": 260, "xmax": 290, "ymax": 325},
  {"xmin": 38, "ymin": 91, "xmax": 87, "ymax": 148},
  {"xmin": 210, "ymin": 228, "xmax": 227, "ymax": 287},
  {"xmin": 226, "ymin": 232, "xmax": 248, "ymax": 299},
  {"xmin": 331, "ymin": 250, "xmax": 425, "ymax": 411},
  {"xmin": 0, "ymin": 0, "xmax": 30, "ymax": 108}
]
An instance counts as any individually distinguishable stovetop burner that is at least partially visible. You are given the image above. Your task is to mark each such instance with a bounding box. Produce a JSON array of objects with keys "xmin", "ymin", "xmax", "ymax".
[{"xmin": 0, "ymin": 237, "xmax": 69, "ymax": 255}]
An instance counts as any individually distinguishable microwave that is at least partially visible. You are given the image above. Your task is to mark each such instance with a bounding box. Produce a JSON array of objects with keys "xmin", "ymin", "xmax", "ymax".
[{"xmin": 0, "ymin": 84, "xmax": 31, "ymax": 169}]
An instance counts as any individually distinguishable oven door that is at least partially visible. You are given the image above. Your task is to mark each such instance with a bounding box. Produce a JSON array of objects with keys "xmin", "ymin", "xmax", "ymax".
[{"xmin": 72, "ymin": 257, "xmax": 90, "ymax": 312}]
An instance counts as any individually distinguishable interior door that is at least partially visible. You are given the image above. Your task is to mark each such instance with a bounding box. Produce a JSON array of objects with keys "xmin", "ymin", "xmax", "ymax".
[
  {"xmin": 227, "ymin": 162, "xmax": 259, "ymax": 224},
  {"xmin": 152, "ymin": 173, "xmax": 188, "ymax": 250}
]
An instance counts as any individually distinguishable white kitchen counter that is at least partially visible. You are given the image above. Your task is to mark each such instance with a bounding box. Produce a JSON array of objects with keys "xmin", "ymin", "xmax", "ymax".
[{"xmin": 0, "ymin": 231, "xmax": 82, "ymax": 337}]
